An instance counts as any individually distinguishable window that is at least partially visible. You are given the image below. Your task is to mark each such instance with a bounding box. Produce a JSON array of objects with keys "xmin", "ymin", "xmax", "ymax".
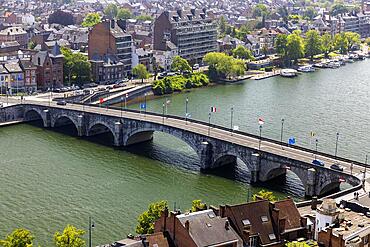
[
  {"xmin": 206, "ymin": 223, "xmax": 212, "ymax": 227},
  {"xmin": 261, "ymin": 216, "xmax": 269, "ymax": 223},
  {"xmin": 269, "ymin": 234, "xmax": 276, "ymax": 241},
  {"xmin": 207, "ymin": 212, "xmax": 215, "ymax": 219},
  {"xmin": 242, "ymin": 219, "xmax": 251, "ymax": 226}
]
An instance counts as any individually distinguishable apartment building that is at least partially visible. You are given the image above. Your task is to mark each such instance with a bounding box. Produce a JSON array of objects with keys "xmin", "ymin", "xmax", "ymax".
[
  {"xmin": 0, "ymin": 26, "xmax": 28, "ymax": 48},
  {"xmin": 153, "ymin": 8, "xmax": 217, "ymax": 64},
  {"xmin": 88, "ymin": 20, "xmax": 133, "ymax": 83}
]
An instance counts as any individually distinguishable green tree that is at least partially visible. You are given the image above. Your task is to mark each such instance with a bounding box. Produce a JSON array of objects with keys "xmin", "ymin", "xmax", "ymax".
[
  {"xmin": 334, "ymin": 33, "xmax": 349, "ymax": 54},
  {"xmin": 345, "ymin": 32, "xmax": 360, "ymax": 51},
  {"xmin": 104, "ymin": 3, "xmax": 118, "ymax": 19},
  {"xmin": 203, "ymin": 52, "xmax": 246, "ymax": 79},
  {"xmin": 253, "ymin": 4, "xmax": 268, "ymax": 17},
  {"xmin": 275, "ymin": 34, "xmax": 288, "ymax": 57},
  {"xmin": 331, "ymin": 3, "xmax": 349, "ymax": 16},
  {"xmin": 304, "ymin": 30, "xmax": 322, "ymax": 61},
  {"xmin": 132, "ymin": 64, "xmax": 149, "ymax": 84},
  {"xmin": 136, "ymin": 15, "xmax": 153, "ymax": 21},
  {"xmin": 252, "ymin": 190, "xmax": 276, "ymax": 202},
  {"xmin": 304, "ymin": 7, "xmax": 317, "ymax": 20},
  {"xmin": 136, "ymin": 200, "xmax": 168, "ymax": 234},
  {"xmin": 61, "ymin": 47, "xmax": 91, "ymax": 85},
  {"xmin": 117, "ymin": 8, "xmax": 131, "ymax": 20},
  {"xmin": 171, "ymin": 56, "xmax": 192, "ymax": 73},
  {"xmin": 321, "ymin": 33, "xmax": 333, "ymax": 58},
  {"xmin": 82, "ymin": 13, "xmax": 101, "ymax": 27},
  {"xmin": 28, "ymin": 41, "xmax": 36, "ymax": 50},
  {"xmin": 191, "ymin": 200, "xmax": 207, "ymax": 212},
  {"xmin": 286, "ymin": 31, "xmax": 305, "ymax": 64},
  {"xmin": 232, "ymin": 45, "xmax": 254, "ymax": 60},
  {"xmin": 0, "ymin": 229, "xmax": 34, "ymax": 247},
  {"xmin": 219, "ymin": 16, "xmax": 227, "ymax": 35},
  {"xmin": 54, "ymin": 225, "xmax": 85, "ymax": 247}
]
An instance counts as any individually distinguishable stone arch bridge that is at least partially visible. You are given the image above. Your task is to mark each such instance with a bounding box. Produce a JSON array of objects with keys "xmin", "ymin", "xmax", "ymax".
[{"xmin": 0, "ymin": 102, "xmax": 362, "ymax": 197}]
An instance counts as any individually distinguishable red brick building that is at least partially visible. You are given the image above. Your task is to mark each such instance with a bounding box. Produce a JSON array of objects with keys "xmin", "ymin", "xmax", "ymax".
[{"xmin": 32, "ymin": 42, "xmax": 64, "ymax": 90}]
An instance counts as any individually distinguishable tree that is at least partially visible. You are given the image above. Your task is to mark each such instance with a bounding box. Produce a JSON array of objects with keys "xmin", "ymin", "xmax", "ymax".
[
  {"xmin": 304, "ymin": 30, "xmax": 322, "ymax": 61},
  {"xmin": 132, "ymin": 64, "xmax": 149, "ymax": 84},
  {"xmin": 275, "ymin": 34, "xmax": 288, "ymax": 57},
  {"xmin": 136, "ymin": 15, "xmax": 153, "ymax": 21},
  {"xmin": 136, "ymin": 200, "xmax": 168, "ymax": 234},
  {"xmin": 28, "ymin": 41, "xmax": 36, "ymax": 50},
  {"xmin": 219, "ymin": 16, "xmax": 227, "ymax": 35},
  {"xmin": 261, "ymin": 45, "xmax": 269, "ymax": 57},
  {"xmin": 304, "ymin": 7, "xmax": 317, "ymax": 20},
  {"xmin": 252, "ymin": 190, "xmax": 276, "ymax": 202},
  {"xmin": 54, "ymin": 225, "xmax": 85, "ymax": 247},
  {"xmin": 191, "ymin": 200, "xmax": 207, "ymax": 212},
  {"xmin": 0, "ymin": 229, "xmax": 34, "ymax": 247},
  {"xmin": 345, "ymin": 32, "xmax": 360, "ymax": 51},
  {"xmin": 334, "ymin": 33, "xmax": 349, "ymax": 54},
  {"xmin": 82, "ymin": 13, "xmax": 101, "ymax": 27},
  {"xmin": 286, "ymin": 31, "xmax": 305, "ymax": 64},
  {"xmin": 117, "ymin": 8, "xmax": 131, "ymax": 20},
  {"xmin": 331, "ymin": 3, "xmax": 349, "ymax": 16},
  {"xmin": 104, "ymin": 3, "xmax": 118, "ymax": 19},
  {"xmin": 232, "ymin": 45, "xmax": 254, "ymax": 60},
  {"xmin": 61, "ymin": 47, "xmax": 91, "ymax": 85},
  {"xmin": 253, "ymin": 4, "xmax": 268, "ymax": 17},
  {"xmin": 321, "ymin": 33, "xmax": 333, "ymax": 58},
  {"xmin": 171, "ymin": 56, "xmax": 192, "ymax": 73},
  {"xmin": 203, "ymin": 52, "xmax": 246, "ymax": 79}
]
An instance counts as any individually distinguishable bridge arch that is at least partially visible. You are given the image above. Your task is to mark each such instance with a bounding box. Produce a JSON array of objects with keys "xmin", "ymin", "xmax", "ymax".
[
  {"xmin": 52, "ymin": 114, "xmax": 79, "ymax": 129},
  {"xmin": 212, "ymin": 151, "xmax": 254, "ymax": 171},
  {"xmin": 123, "ymin": 127, "xmax": 202, "ymax": 161},
  {"xmin": 318, "ymin": 177, "xmax": 341, "ymax": 196},
  {"xmin": 24, "ymin": 108, "xmax": 47, "ymax": 126},
  {"xmin": 87, "ymin": 121, "xmax": 118, "ymax": 145}
]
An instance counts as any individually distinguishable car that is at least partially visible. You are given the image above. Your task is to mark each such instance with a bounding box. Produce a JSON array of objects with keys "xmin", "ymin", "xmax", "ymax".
[
  {"xmin": 330, "ymin": 163, "xmax": 344, "ymax": 171},
  {"xmin": 312, "ymin": 159, "xmax": 325, "ymax": 166},
  {"xmin": 0, "ymin": 102, "xmax": 3, "ymax": 108},
  {"xmin": 56, "ymin": 100, "xmax": 67, "ymax": 106},
  {"xmin": 113, "ymin": 84, "xmax": 120, "ymax": 88},
  {"xmin": 122, "ymin": 78, "xmax": 129, "ymax": 83},
  {"xmin": 192, "ymin": 63, "xmax": 200, "ymax": 70}
]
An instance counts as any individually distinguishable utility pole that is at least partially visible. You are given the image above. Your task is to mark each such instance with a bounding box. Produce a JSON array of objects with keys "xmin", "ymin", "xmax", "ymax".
[
  {"xmin": 334, "ymin": 132, "xmax": 339, "ymax": 158},
  {"xmin": 280, "ymin": 118, "xmax": 285, "ymax": 148},
  {"xmin": 259, "ymin": 125, "xmax": 262, "ymax": 150}
]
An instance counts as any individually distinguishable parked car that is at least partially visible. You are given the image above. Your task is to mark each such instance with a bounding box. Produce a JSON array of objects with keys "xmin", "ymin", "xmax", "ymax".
[
  {"xmin": 312, "ymin": 159, "xmax": 325, "ymax": 166},
  {"xmin": 56, "ymin": 100, "xmax": 67, "ymax": 106},
  {"xmin": 192, "ymin": 63, "xmax": 199, "ymax": 70},
  {"xmin": 330, "ymin": 163, "xmax": 344, "ymax": 171}
]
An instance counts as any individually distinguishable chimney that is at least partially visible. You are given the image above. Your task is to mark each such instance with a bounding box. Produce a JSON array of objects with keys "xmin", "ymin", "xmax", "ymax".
[
  {"xmin": 311, "ymin": 196, "xmax": 318, "ymax": 210},
  {"xmin": 185, "ymin": 220, "xmax": 190, "ymax": 231},
  {"xmin": 176, "ymin": 9, "xmax": 182, "ymax": 18},
  {"xmin": 279, "ymin": 218, "xmax": 286, "ymax": 235},
  {"xmin": 225, "ymin": 220, "xmax": 230, "ymax": 230},
  {"xmin": 163, "ymin": 206, "xmax": 169, "ymax": 231},
  {"xmin": 219, "ymin": 205, "xmax": 226, "ymax": 218},
  {"xmin": 110, "ymin": 19, "xmax": 115, "ymax": 29},
  {"xmin": 242, "ymin": 230, "xmax": 250, "ymax": 242}
]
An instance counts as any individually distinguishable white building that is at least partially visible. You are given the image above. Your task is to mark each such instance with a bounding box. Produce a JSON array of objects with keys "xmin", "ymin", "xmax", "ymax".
[{"xmin": 315, "ymin": 198, "xmax": 340, "ymax": 240}]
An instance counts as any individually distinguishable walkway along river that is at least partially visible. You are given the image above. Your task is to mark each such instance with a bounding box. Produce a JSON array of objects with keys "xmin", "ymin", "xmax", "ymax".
[{"xmin": 0, "ymin": 59, "xmax": 369, "ymax": 245}]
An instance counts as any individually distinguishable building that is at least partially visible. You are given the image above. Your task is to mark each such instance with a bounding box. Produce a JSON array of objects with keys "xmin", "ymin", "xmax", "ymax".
[
  {"xmin": 88, "ymin": 20, "xmax": 133, "ymax": 81},
  {"xmin": 155, "ymin": 208, "xmax": 243, "ymax": 247},
  {"xmin": 3, "ymin": 62, "xmax": 24, "ymax": 94},
  {"xmin": 90, "ymin": 55, "xmax": 125, "ymax": 83},
  {"xmin": 0, "ymin": 64, "xmax": 9, "ymax": 95},
  {"xmin": 153, "ymin": 8, "xmax": 218, "ymax": 64},
  {"xmin": 318, "ymin": 199, "xmax": 370, "ymax": 246},
  {"xmin": 132, "ymin": 48, "xmax": 153, "ymax": 72},
  {"xmin": 19, "ymin": 59, "xmax": 37, "ymax": 93},
  {"xmin": 0, "ymin": 26, "xmax": 28, "ymax": 49},
  {"xmin": 315, "ymin": 199, "xmax": 340, "ymax": 240},
  {"xmin": 32, "ymin": 42, "xmax": 64, "ymax": 90},
  {"xmin": 218, "ymin": 198, "xmax": 310, "ymax": 247},
  {"xmin": 153, "ymin": 41, "xmax": 178, "ymax": 72}
]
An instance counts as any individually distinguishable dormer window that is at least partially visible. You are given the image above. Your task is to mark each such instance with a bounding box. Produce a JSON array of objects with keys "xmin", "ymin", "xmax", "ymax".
[
  {"xmin": 261, "ymin": 216, "xmax": 268, "ymax": 222},
  {"xmin": 242, "ymin": 219, "xmax": 251, "ymax": 226},
  {"xmin": 268, "ymin": 233, "xmax": 276, "ymax": 241}
]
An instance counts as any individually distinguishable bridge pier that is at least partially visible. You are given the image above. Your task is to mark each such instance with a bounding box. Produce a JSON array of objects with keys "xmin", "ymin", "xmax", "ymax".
[
  {"xmin": 114, "ymin": 122, "xmax": 123, "ymax": 146},
  {"xmin": 77, "ymin": 115, "xmax": 85, "ymax": 137},
  {"xmin": 250, "ymin": 153, "xmax": 261, "ymax": 183},
  {"xmin": 199, "ymin": 141, "xmax": 213, "ymax": 170},
  {"xmin": 305, "ymin": 168, "xmax": 317, "ymax": 197},
  {"xmin": 42, "ymin": 109, "xmax": 51, "ymax": 128}
]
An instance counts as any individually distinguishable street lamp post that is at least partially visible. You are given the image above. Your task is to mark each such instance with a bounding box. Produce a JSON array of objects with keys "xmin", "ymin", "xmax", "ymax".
[
  {"xmin": 315, "ymin": 139, "xmax": 318, "ymax": 160},
  {"xmin": 120, "ymin": 96, "xmax": 124, "ymax": 118},
  {"xmin": 365, "ymin": 154, "xmax": 368, "ymax": 175},
  {"xmin": 144, "ymin": 93, "xmax": 147, "ymax": 113},
  {"xmin": 88, "ymin": 216, "xmax": 94, "ymax": 247},
  {"xmin": 334, "ymin": 132, "xmax": 339, "ymax": 158},
  {"xmin": 230, "ymin": 106, "xmax": 234, "ymax": 132},
  {"xmin": 162, "ymin": 102, "xmax": 165, "ymax": 124},
  {"xmin": 280, "ymin": 118, "xmax": 285, "ymax": 148},
  {"xmin": 208, "ymin": 112, "xmax": 211, "ymax": 136},
  {"xmin": 185, "ymin": 97, "xmax": 189, "ymax": 124},
  {"xmin": 125, "ymin": 93, "xmax": 128, "ymax": 109},
  {"xmin": 258, "ymin": 125, "xmax": 263, "ymax": 150}
]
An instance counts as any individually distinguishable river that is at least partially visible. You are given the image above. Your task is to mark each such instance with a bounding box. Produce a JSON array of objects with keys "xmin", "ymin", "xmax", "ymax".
[{"xmin": 0, "ymin": 59, "xmax": 369, "ymax": 245}]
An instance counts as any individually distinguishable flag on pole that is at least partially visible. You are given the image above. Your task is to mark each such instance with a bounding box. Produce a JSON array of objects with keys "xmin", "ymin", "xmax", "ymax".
[
  {"xmin": 310, "ymin": 131, "xmax": 316, "ymax": 137},
  {"xmin": 166, "ymin": 99, "xmax": 171, "ymax": 104},
  {"xmin": 140, "ymin": 103, "xmax": 146, "ymax": 109},
  {"xmin": 288, "ymin": 137, "xmax": 296, "ymax": 145},
  {"xmin": 99, "ymin": 98, "xmax": 104, "ymax": 104},
  {"xmin": 258, "ymin": 117, "xmax": 264, "ymax": 125},
  {"xmin": 126, "ymin": 93, "xmax": 128, "ymax": 98},
  {"xmin": 233, "ymin": 125, "xmax": 239, "ymax": 131},
  {"xmin": 339, "ymin": 177, "xmax": 346, "ymax": 183},
  {"xmin": 210, "ymin": 106, "xmax": 217, "ymax": 113}
]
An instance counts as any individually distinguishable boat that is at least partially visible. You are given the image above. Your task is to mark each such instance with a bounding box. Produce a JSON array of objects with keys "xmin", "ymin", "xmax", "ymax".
[
  {"xmin": 313, "ymin": 63, "xmax": 324, "ymax": 68},
  {"xmin": 297, "ymin": 65, "xmax": 315, "ymax": 72},
  {"xmin": 280, "ymin": 69, "xmax": 298, "ymax": 77}
]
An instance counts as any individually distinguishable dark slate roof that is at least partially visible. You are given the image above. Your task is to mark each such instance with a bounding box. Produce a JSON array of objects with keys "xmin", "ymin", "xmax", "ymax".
[
  {"xmin": 49, "ymin": 42, "xmax": 64, "ymax": 58},
  {"xmin": 165, "ymin": 8, "xmax": 211, "ymax": 23},
  {"xmin": 176, "ymin": 209, "xmax": 242, "ymax": 247}
]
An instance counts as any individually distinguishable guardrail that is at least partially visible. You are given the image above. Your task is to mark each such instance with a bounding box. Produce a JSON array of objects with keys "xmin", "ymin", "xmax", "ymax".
[{"xmin": 66, "ymin": 102, "xmax": 368, "ymax": 167}]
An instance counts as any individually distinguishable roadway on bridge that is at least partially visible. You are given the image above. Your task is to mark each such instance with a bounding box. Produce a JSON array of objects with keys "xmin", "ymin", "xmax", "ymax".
[{"xmin": 2, "ymin": 97, "xmax": 366, "ymax": 178}]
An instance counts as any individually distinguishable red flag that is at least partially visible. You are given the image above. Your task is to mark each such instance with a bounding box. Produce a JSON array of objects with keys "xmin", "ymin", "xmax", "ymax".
[
  {"xmin": 339, "ymin": 177, "xmax": 346, "ymax": 183},
  {"xmin": 99, "ymin": 98, "xmax": 104, "ymax": 104},
  {"xmin": 258, "ymin": 117, "xmax": 264, "ymax": 125}
]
